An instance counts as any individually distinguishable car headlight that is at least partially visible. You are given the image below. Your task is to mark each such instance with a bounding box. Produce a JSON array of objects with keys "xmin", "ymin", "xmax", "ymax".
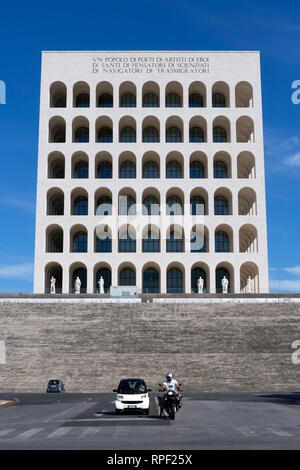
[
  {"xmin": 117, "ymin": 395, "xmax": 124, "ymax": 400},
  {"xmin": 140, "ymin": 395, "xmax": 147, "ymax": 399}
]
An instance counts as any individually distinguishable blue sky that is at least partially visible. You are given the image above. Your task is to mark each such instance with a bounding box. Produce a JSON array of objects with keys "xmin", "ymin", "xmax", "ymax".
[{"xmin": 0, "ymin": 0, "xmax": 299, "ymax": 293}]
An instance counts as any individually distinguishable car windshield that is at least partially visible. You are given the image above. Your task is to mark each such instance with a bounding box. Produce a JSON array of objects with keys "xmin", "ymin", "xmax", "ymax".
[
  {"xmin": 117, "ymin": 379, "xmax": 146, "ymax": 394},
  {"xmin": 49, "ymin": 380, "xmax": 60, "ymax": 385}
]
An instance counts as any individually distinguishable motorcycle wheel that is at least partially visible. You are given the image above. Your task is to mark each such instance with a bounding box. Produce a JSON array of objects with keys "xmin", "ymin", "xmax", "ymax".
[{"xmin": 170, "ymin": 404, "xmax": 176, "ymax": 420}]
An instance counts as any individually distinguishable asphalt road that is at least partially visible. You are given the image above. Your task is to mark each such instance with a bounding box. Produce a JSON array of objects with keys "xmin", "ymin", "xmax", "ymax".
[{"xmin": 0, "ymin": 392, "xmax": 300, "ymax": 449}]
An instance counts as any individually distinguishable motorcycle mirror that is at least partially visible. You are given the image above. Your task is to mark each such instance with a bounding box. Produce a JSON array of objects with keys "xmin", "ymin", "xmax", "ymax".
[
  {"xmin": 113, "ymin": 389, "xmax": 117, "ymax": 392},
  {"xmin": 159, "ymin": 383, "xmax": 162, "ymax": 386},
  {"xmin": 179, "ymin": 383, "xmax": 182, "ymax": 386}
]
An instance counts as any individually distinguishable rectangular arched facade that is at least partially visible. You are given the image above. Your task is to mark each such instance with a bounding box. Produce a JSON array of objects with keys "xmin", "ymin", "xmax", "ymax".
[{"xmin": 34, "ymin": 51, "xmax": 269, "ymax": 294}]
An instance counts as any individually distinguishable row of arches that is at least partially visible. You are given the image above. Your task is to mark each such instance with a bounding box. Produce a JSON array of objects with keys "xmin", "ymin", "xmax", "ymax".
[
  {"xmin": 49, "ymin": 115, "xmax": 255, "ymax": 144},
  {"xmin": 46, "ymin": 187, "xmax": 258, "ymax": 217},
  {"xmin": 50, "ymin": 80, "xmax": 253, "ymax": 108},
  {"xmin": 44, "ymin": 261, "xmax": 259, "ymax": 294},
  {"xmin": 48, "ymin": 150, "xmax": 256, "ymax": 179},
  {"xmin": 46, "ymin": 223, "xmax": 258, "ymax": 254}
]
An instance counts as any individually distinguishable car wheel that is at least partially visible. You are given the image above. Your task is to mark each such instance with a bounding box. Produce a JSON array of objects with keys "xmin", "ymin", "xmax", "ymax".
[
  {"xmin": 115, "ymin": 409, "xmax": 122, "ymax": 415},
  {"xmin": 144, "ymin": 408, "xmax": 149, "ymax": 415}
]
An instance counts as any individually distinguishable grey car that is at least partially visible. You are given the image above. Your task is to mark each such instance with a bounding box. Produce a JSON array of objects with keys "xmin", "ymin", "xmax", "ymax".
[{"xmin": 46, "ymin": 379, "xmax": 65, "ymax": 393}]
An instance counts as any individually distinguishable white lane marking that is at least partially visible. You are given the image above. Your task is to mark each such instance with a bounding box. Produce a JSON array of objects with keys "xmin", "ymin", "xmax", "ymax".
[
  {"xmin": 80, "ymin": 427, "xmax": 100, "ymax": 438},
  {"xmin": 0, "ymin": 429, "xmax": 15, "ymax": 437},
  {"xmin": 266, "ymin": 428, "xmax": 293, "ymax": 437},
  {"xmin": 95, "ymin": 417, "xmax": 157, "ymax": 421},
  {"xmin": 47, "ymin": 427, "xmax": 73, "ymax": 438},
  {"xmin": 45, "ymin": 401, "xmax": 91, "ymax": 423},
  {"xmin": 17, "ymin": 428, "xmax": 44, "ymax": 439},
  {"xmin": 235, "ymin": 426, "xmax": 257, "ymax": 437}
]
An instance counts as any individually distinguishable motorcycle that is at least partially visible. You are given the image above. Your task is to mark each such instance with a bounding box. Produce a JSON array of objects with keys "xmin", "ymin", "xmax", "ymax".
[{"xmin": 158, "ymin": 384, "xmax": 183, "ymax": 420}]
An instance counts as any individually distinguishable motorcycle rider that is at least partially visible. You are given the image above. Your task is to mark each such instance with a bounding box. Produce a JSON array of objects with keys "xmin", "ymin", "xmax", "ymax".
[{"xmin": 160, "ymin": 373, "xmax": 182, "ymax": 413}]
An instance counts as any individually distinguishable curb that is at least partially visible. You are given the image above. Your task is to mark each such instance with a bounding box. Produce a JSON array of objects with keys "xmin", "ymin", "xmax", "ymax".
[{"xmin": 0, "ymin": 399, "xmax": 19, "ymax": 408}]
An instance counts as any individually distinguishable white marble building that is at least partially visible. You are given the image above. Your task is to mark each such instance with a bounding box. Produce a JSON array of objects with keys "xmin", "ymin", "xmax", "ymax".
[{"xmin": 33, "ymin": 51, "xmax": 269, "ymax": 294}]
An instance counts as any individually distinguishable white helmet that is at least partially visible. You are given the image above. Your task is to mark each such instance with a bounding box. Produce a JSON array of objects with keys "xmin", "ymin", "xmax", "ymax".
[{"xmin": 166, "ymin": 373, "xmax": 173, "ymax": 379}]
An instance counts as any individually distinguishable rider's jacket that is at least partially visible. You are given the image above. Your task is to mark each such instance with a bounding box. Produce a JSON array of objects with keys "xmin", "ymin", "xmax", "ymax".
[{"xmin": 163, "ymin": 379, "xmax": 178, "ymax": 391}]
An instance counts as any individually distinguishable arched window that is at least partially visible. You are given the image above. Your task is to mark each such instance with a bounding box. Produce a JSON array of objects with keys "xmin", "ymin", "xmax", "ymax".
[
  {"xmin": 213, "ymin": 127, "xmax": 227, "ymax": 143},
  {"xmin": 72, "ymin": 268, "xmax": 87, "ymax": 293},
  {"xmin": 73, "ymin": 231, "xmax": 87, "ymax": 252},
  {"xmin": 120, "ymin": 161, "xmax": 136, "ymax": 178},
  {"xmin": 74, "ymin": 196, "xmax": 88, "ymax": 215},
  {"xmin": 189, "ymin": 127, "xmax": 204, "ymax": 143},
  {"xmin": 167, "ymin": 196, "xmax": 182, "ymax": 215},
  {"xmin": 76, "ymin": 93, "xmax": 89, "ymax": 107},
  {"xmin": 98, "ymin": 127, "xmax": 113, "ymax": 143},
  {"xmin": 143, "ymin": 94, "xmax": 159, "ymax": 107},
  {"xmin": 191, "ymin": 268, "xmax": 207, "ymax": 293},
  {"xmin": 190, "ymin": 231, "xmax": 206, "ymax": 253},
  {"xmin": 143, "ymin": 160, "xmax": 159, "ymax": 178},
  {"xmin": 212, "ymin": 93, "xmax": 226, "ymax": 107},
  {"xmin": 216, "ymin": 267, "xmax": 230, "ymax": 293},
  {"xmin": 167, "ymin": 268, "xmax": 183, "ymax": 293},
  {"xmin": 143, "ymin": 196, "xmax": 159, "ymax": 215},
  {"xmin": 119, "ymin": 267, "xmax": 135, "ymax": 285},
  {"xmin": 143, "ymin": 268, "xmax": 159, "ymax": 293},
  {"xmin": 214, "ymin": 196, "xmax": 228, "ymax": 215},
  {"xmin": 95, "ymin": 268, "xmax": 111, "ymax": 293},
  {"xmin": 46, "ymin": 228, "xmax": 63, "ymax": 253},
  {"xmin": 215, "ymin": 231, "xmax": 229, "ymax": 252},
  {"xmin": 143, "ymin": 230, "xmax": 160, "ymax": 252},
  {"xmin": 96, "ymin": 229, "xmax": 112, "ymax": 253},
  {"xmin": 120, "ymin": 127, "xmax": 136, "ymax": 143},
  {"xmin": 166, "ymin": 127, "xmax": 181, "ymax": 143},
  {"xmin": 47, "ymin": 192, "xmax": 64, "ymax": 215},
  {"xmin": 166, "ymin": 161, "xmax": 182, "ymax": 178},
  {"xmin": 190, "ymin": 196, "xmax": 205, "ymax": 215},
  {"xmin": 189, "ymin": 93, "xmax": 203, "ymax": 107},
  {"xmin": 97, "ymin": 161, "xmax": 112, "ymax": 178},
  {"xmin": 119, "ymin": 195, "xmax": 135, "ymax": 215},
  {"xmin": 121, "ymin": 93, "xmax": 136, "ymax": 107},
  {"xmin": 214, "ymin": 161, "xmax": 227, "ymax": 178},
  {"xmin": 75, "ymin": 127, "xmax": 89, "ymax": 143},
  {"xmin": 166, "ymin": 93, "xmax": 181, "ymax": 107},
  {"xmin": 96, "ymin": 196, "xmax": 112, "ymax": 215},
  {"xmin": 167, "ymin": 229, "xmax": 183, "ymax": 252},
  {"xmin": 190, "ymin": 161, "xmax": 204, "ymax": 178},
  {"xmin": 98, "ymin": 93, "xmax": 113, "ymax": 107},
  {"xmin": 119, "ymin": 228, "xmax": 136, "ymax": 252},
  {"xmin": 74, "ymin": 161, "xmax": 88, "ymax": 178},
  {"xmin": 143, "ymin": 127, "xmax": 159, "ymax": 143}
]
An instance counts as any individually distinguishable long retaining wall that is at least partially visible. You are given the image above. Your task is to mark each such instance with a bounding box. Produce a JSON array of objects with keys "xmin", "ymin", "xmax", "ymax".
[{"xmin": 0, "ymin": 296, "xmax": 300, "ymax": 392}]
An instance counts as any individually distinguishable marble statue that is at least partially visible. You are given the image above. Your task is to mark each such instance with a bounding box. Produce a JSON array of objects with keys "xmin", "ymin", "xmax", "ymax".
[
  {"xmin": 75, "ymin": 276, "xmax": 81, "ymax": 294},
  {"xmin": 50, "ymin": 276, "xmax": 56, "ymax": 294},
  {"xmin": 247, "ymin": 276, "xmax": 253, "ymax": 294},
  {"xmin": 98, "ymin": 276, "xmax": 105, "ymax": 294},
  {"xmin": 222, "ymin": 276, "xmax": 229, "ymax": 294},
  {"xmin": 197, "ymin": 276, "xmax": 204, "ymax": 294}
]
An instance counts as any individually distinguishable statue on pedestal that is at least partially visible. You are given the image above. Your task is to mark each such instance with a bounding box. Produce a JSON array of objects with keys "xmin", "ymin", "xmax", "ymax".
[
  {"xmin": 222, "ymin": 276, "xmax": 229, "ymax": 294},
  {"xmin": 197, "ymin": 276, "xmax": 204, "ymax": 294},
  {"xmin": 50, "ymin": 276, "xmax": 56, "ymax": 294},
  {"xmin": 247, "ymin": 276, "xmax": 253, "ymax": 294},
  {"xmin": 75, "ymin": 276, "xmax": 81, "ymax": 294},
  {"xmin": 98, "ymin": 276, "xmax": 105, "ymax": 294}
]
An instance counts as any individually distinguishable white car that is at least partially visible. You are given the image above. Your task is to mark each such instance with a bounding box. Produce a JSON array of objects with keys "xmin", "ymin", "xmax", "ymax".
[{"xmin": 113, "ymin": 378, "xmax": 151, "ymax": 414}]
